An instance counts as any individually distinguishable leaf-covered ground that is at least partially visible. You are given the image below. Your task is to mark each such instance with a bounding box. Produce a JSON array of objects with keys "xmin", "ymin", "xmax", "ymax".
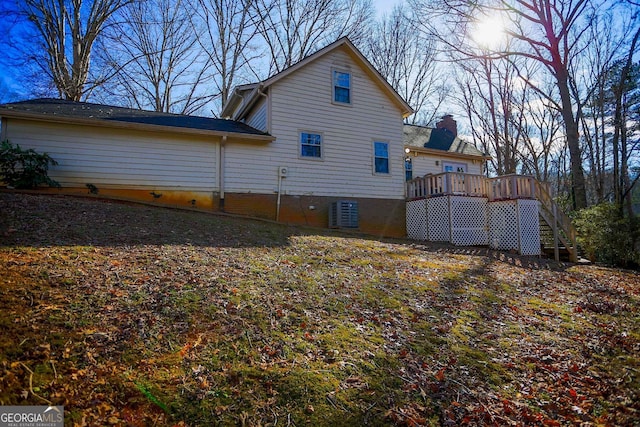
[{"xmin": 0, "ymin": 193, "xmax": 638, "ymax": 426}]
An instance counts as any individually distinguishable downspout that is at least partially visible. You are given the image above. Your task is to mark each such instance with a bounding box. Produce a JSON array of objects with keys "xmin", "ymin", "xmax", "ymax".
[
  {"xmin": 0, "ymin": 117, "xmax": 7, "ymax": 141},
  {"xmin": 276, "ymin": 172, "xmax": 282, "ymax": 222},
  {"xmin": 276, "ymin": 167, "xmax": 287, "ymax": 222},
  {"xmin": 218, "ymin": 135, "xmax": 227, "ymax": 210}
]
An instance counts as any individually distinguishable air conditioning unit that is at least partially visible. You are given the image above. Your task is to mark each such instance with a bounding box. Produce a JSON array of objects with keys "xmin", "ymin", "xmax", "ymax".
[{"xmin": 329, "ymin": 200, "xmax": 359, "ymax": 228}]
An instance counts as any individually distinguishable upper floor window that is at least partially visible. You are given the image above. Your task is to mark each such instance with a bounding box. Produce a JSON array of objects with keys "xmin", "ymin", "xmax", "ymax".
[
  {"xmin": 333, "ymin": 70, "xmax": 351, "ymax": 104},
  {"xmin": 374, "ymin": 142, "xmax": 389, "ymax": 174},
  {"xmin": 300, "ymin": 132, "xmax": 322, "ymax": 158}
]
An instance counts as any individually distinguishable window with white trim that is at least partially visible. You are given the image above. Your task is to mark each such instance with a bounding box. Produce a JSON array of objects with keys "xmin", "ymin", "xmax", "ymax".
[
  {"xmin": 405, "ymin": 157, "xmax": 413, "ymax": 181},
  {"xmin": 300, "ymin": 132, "xmax": 322, "ymax": 158},
  {"xmin": 443, "ymin": 161, "xmax": 467, "ymax": 173},
  {"xmin": 333, "ymin": 70, "xmax": 351, "ymax": 104},
  {"xmin": 374, "ymin": 141, "xmax": 389, "ymax": 174}
]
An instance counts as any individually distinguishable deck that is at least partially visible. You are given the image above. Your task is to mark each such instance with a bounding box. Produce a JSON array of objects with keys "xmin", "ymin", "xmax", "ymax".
[{"xmin": 405, "ymin": 173, "xmax": 577, "ymax": 262}]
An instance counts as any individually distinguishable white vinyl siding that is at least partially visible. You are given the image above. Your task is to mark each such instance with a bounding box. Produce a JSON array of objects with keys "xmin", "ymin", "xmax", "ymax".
[
  {"xmin": 224, "ymin": 48, "xmax": 405, "ymax": 199},
  {"xmin": 409, "ymin": 156, "xmax": 482, "ymax": 178},
  {"xmin": 245, "ymin": 98, "xmax": 268, "ymax": 132},
  {"xmin": 4, "ymin": 119, "xmax": 218, "ymax": 190}
]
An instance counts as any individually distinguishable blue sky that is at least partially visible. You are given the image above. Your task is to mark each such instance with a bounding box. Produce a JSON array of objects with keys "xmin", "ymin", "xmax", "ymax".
[
  {"xmin": 373, "ymin": 0, "xmax": 402, "ymax": 16},
  {"xmin": 0, "ymin": 0, "xmax": 405, "ymax": 104}
]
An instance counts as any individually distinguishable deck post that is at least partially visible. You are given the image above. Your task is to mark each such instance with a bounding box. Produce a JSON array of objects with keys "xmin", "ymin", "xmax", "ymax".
[
  {"xmin": 510, "ymin": 175, "xmax": 518, "ymax": 199},
  {"xmin": 552, "ymin": 202, "xmax": 560, "ymax": 262},
  {"xmin": 530, "ymin": 177, "xmax": 536, "ymax": 199}
]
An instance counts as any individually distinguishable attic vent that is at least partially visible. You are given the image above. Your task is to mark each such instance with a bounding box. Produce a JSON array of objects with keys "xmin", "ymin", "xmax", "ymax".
[{"xmin": 329, "ymin": 200, "xmax": 359, "ymax": 228}]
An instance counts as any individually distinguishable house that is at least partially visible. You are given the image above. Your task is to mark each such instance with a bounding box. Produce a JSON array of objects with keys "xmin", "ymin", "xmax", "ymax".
[
  {"xmin": 0, "ymin": 98, "xmax": 274, "ymax": 210},
  {"xmin": 403, "ymin": 115, "xmax": 489, "ymax": 180},
  {"xmin": 0, "ymin": 37, "xmax": 414, "ymax": 237},
  {"xmin": 220, "ymin": 37, "xmax": 413, "ymax": 236},
  {"xmin": 0, "ymin": 37, "xmax": 579, "ymax": 257}
]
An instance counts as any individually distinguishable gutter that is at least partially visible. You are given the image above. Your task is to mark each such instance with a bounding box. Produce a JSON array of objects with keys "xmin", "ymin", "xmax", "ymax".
[
  {"xmin": 404, "ymin": 145, "xmax": 492, "ymax": 162},
  {"xmin": 235, "ymin": 84, "xmax": 265, "ymax": 120},
  {"xmin": 221, "ymin": 88, "xmax": 245, "ymax": 119}
]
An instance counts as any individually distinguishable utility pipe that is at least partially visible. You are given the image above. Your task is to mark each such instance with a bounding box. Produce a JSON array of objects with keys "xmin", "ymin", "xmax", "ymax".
[{"xmin": 218, "ymin": 135, "xmax": 227, "ymax": 209}]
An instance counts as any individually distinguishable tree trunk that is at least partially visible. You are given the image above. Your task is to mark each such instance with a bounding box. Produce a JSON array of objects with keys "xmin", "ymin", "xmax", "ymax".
[{"xmin": 556, "ymin": 67, "xmax": 587, "ymax": 209}]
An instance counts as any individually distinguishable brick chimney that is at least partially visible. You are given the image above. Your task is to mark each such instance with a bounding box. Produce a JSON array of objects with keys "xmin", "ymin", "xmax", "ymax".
[{"xmin": 436, "ymin": 115, "xmax": 457, "ymax": 137}]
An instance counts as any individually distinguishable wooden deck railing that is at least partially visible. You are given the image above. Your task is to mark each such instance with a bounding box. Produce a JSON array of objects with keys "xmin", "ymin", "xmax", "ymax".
[
  {"xmin": 488, "ymin": 174, "xmax": 537, "ymax": 200},
  {"xmin": 406, "ymin": 172, "xmax": 489, "ymax": 199},
  {"xmin": 406, "ymin": 172, "xmax": 536, "ymax": 201},
  {"xmin": 405, "ymin": 173, "xmax": 578, "ymax": 262}
]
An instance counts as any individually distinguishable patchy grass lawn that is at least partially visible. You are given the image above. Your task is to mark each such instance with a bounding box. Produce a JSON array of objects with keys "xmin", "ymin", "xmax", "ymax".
[{"xmin": 0, "ymin": 193, "xmax": 638, "ymax": 426}]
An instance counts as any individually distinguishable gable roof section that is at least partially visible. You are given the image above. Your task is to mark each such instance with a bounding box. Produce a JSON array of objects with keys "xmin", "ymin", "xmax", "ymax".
[
  {"xmin": 404, "ymin": 124, "xmax": 488, "ymax": 159},
  {"xmin": 0, "ymin": 98, "xmax": 274, "ymax": 141},
  {"xmin": 222, "ymin": 37, "xmax": 414, "ymax": 120}
]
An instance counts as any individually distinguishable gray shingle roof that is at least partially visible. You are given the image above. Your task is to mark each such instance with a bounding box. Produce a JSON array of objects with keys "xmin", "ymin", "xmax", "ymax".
[
  {"xmin": 0, "ymin": 98, "xmax": 271, "ymax": 137},
  {"xmin": 404, "ymin": 124, "xmax": 486, "ymax": 157}
]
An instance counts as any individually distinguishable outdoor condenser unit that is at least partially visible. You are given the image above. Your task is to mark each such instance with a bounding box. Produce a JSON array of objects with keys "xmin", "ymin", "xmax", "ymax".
[{"xmin": 329, "ymin": 200, "xmax": 359, "ymax": 228}]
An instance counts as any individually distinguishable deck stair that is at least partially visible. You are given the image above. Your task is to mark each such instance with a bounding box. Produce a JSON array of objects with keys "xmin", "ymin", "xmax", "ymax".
[{"xmin": 535, "ymin": 181, "xmax": 579, "ymax": 262}]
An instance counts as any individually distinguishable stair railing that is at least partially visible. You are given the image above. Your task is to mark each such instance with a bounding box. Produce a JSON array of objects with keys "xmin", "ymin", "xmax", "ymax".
[{"xmin": 535, "ymin": 181, "xmax": 578, "ymax": 262}]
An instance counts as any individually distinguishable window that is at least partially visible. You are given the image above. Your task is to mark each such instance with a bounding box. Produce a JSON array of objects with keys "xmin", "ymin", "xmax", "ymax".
[
  {"xmin": 443, "ymin": 161, "xmax": 467, "ymax": 173},
  {"xmin": 333, "ymin": 70, "xmax": 351, "ymax": 104},
  {"xmin": 405, "ymin": 157, "xmax": 413, "ymax": 181},
  {"xmin": 374, "ymin": 142, "xmax": 389, "ymax": 174},
  {"xmin": 300, "ymin": 132, "xmax": 322, "ymax": 158}
]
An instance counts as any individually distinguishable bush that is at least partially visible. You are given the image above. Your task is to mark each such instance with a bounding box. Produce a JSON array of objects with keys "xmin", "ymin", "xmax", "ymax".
[
  {"xmin": 573, "ymin": 203, "xmax": 639, "ymax": 268},
  {"xmin": 0, "ymin": 140, "xmax": 60, "ymax": 189}
]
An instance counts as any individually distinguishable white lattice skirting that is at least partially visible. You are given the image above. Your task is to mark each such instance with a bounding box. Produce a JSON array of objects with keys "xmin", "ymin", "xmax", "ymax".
[
  {"xmin": 407, "ymin": 196, "xmax": 540, "ymax": 256},
  {"xmin": 487, "ymin": 200, "xmax": 540, "ymax": 255},
  {"xmin": 450, "ymin": 197, "xmax": 488, "ymax": 246},
  {"xmin": 427, "ymin": 197, "xmax": 451, "ymax": 241},
  {"xmin": 406, "ymin": 199, "xmax": 427, "ymax": 240}
]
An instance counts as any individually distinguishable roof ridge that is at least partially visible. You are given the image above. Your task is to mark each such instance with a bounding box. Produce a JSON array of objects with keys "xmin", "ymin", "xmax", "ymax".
[{"xmin": 3, "ymin": 98, "xmax": 221, "ymax": 120}]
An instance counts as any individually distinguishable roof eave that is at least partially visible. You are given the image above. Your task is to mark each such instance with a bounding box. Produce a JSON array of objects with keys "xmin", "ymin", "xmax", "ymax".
[
  {"xmin": 221, "ymin": 84, "xmax": 264, "ymax": 121},
  {"xmin": 250, "ymin": 37, "xmax": 414, "ymax": 118},
  {"xmin": 404, "ymin": 145, "xmax": 491, "ymax": 161},
  {"xmin": 235, "ymin": 84, "xmax": 264, "ymax": 120},
  {"xmin": 0, "ymin": 109, "xmax": 275, "ymax": 142},
  {"xmin": 221, "ymin": 89, "xmax": 245, "ymax": 119},
  {"xmin": 339, "ymin": 39, "xmax": 414, "ymax": 117}
]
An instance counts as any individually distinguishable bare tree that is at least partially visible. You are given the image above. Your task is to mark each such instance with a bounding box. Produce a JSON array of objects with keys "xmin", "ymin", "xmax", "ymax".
[
  {"xmin": 361, "ymin": 5, "xmax": 446, "ymax": 125},
  {"xmin": 517, "ymin": 86, "xmax": 565, "ymax": 182},
  {"xmin": 13, "ymin": 0, "xmax": 133, "ymax": 101},
  {"xmin": 454, "ymin": 53, "xmax": 531, "ymax": 175},
  {"xmin": 98, "ymin": 0, "xmax": 215, "ymax": 114},
  {"xmin": 609, "ymin": 28, "xmax": 640, "ymax": 215},
  {"xmin": 572, "ymin": 10, "xmax": 626, "ymax": 203},
  {"xmin": 189, "ymin": 0, "xmax": 261, "ymax": 114},
  {"xmin": 252, "ymin": 0, "xmax": 374, "ymax": 74},
  {"xmin": 411, "ymin": 0, "xmax": 602, "ymax": 209}
]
